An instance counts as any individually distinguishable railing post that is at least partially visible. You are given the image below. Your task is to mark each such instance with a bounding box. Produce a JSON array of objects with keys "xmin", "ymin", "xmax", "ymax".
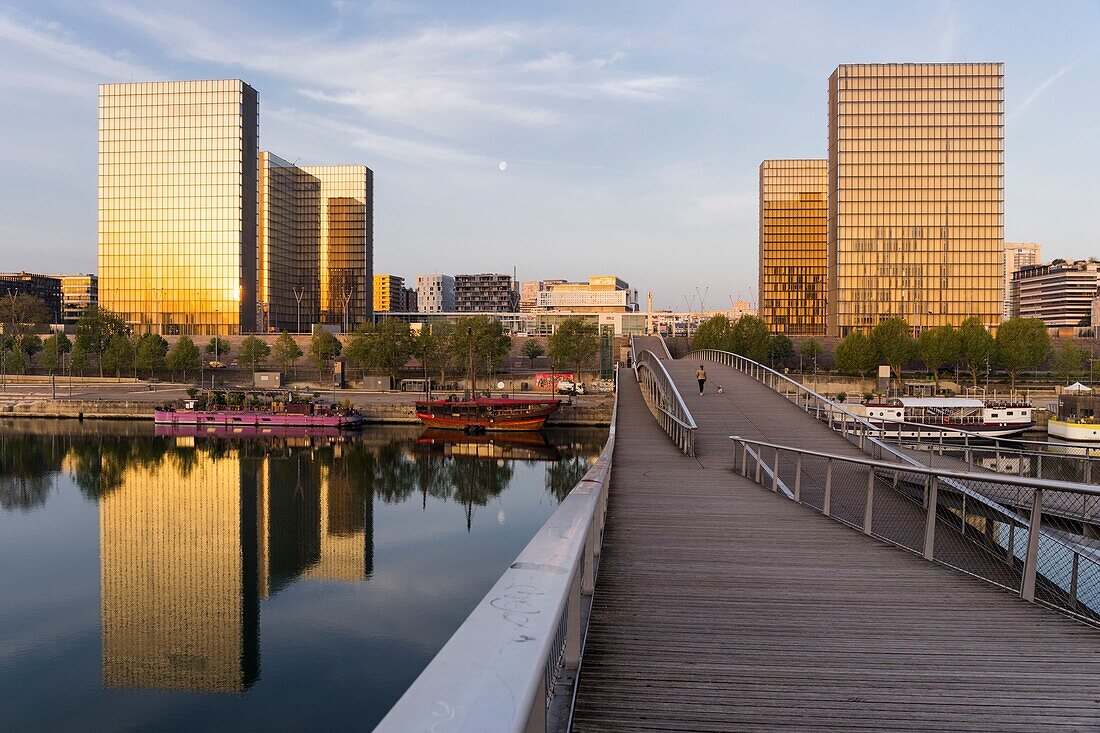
[
  {"xmin": 1037, "ymin": 453, "xmax": 1043, "ymax": 480},
  {"xmin": 794, "ymin": 452, "xmax": 802, "ymax": 502},
  {"xmin": 863, "ymin": 468, "xmax": 875, "ymax": 535},
  {"xmin": 566, "ymin": 563, "xmax": 582, "ymax": 669},
  {"xmin": 754, "ymin": 447, "xmax": 763, "ymax": 483},
  {"xmin": 923, "ymin": 475, "xmax": 938, "ymax": 561},
  {"xmin": 1070, "ymin": 552, "xmax": 1080, "ymax": 610},
  {"xmin": 1021, "ymin": 489, "xmax": 1043, "ymax": 603},
  {"xmin": 823, "ymin": 459, "xmax": 832, "ymax": 516},
  {"xmin": 771, "ymin": 448, "xmax": 780, "ymax": 493},
  {"xmin": 740, "ymin": 442, "xmax": 748, "ymax": 476},
  {"xmin": 583, "ymin": 519, "xmax": 596, "ymax": 595}
]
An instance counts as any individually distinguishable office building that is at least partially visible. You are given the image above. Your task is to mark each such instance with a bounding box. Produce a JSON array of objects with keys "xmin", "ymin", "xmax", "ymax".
[
  {"xmin": 303, "ymin": 165, "xmax": 372, "ymax": 329},
  {"xmin": 535, "ymin": 276, "xmax": 639, "ymax": 313},
  {"xmin": 0, "ymin": 272, "xmax": 62, "ymax": 323},
  {"xmin": 60, "ymin": 274, "xmax": 98, "ymax": 324},
  {"xmin": 416, "ymin": 275, "xmax": 455, "ymax": 313},
  {"xmin": 402, "ymin": 287, "xmax": 417, "ymax": 313},
  {"xmin": 758, "ymin": 160, "xmax": 828, "ymax": 335},
  {"xmin": 1010, "ymin": 260, "xmax": 1100, "ymax": 330},
  {"xmin": 454, "ymin": 274, "xmax": 518, "ymax": 312},
  {"xmin": 373, "ymin": 274, "xmax": 405, "ymax": 312},
  {"xmin": 98, "ymin": 80, "xmax": 258, "ymax": 336},
  {"xmin": 827, "ymin": 63, "xmax": 1004, "ymax": 335},
  {"xmin": 1003, "ymin": 242, "xmax": 1041, "ymax": 318},
  {"xmin": 258, "ymin": 154, "xmax": 373, "ymax": 332}
]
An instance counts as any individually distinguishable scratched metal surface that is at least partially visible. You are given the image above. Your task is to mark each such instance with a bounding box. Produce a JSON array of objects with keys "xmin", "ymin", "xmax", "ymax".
[{"xmin": 572, "ymin": 360, "xmax": 1100, "ymax": 732}]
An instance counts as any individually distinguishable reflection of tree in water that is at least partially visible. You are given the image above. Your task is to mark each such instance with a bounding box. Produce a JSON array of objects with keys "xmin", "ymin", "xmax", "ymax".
[
  {"xmin": 68, "ymin": 437, "xmax": 173, "ymax": 502},
  {"xmin": 0, "ymin": 433, "xmax": 67, "ymax": 510},
  {"xmin": 449, "ymin": 456, "xmax": 513, "ymax": 531},
  {"xmin": 415, "ymin": 453, "xmax": 452, "ymax": 509},
  {"xmin": 544, "ymin": 457, "xmax": 592, "ymax": 503},
  {"xmin": 371, "ymin": 441, "xmax": 419, "ymax": 504}
]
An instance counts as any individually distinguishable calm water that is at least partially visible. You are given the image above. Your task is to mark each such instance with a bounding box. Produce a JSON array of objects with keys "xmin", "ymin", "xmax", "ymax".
[{"xmin": 0, "ymin": 420, "xmax": 607, "ymax": 732}]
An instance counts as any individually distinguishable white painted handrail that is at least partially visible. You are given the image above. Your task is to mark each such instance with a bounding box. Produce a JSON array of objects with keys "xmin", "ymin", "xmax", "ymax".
[
  {"xmin": 633, "ymin": 338, "xmax": 696, "ymax": 456},
  {"xmin": 374, "ymin": 368, "xmax": 618, "ymax": 733}
]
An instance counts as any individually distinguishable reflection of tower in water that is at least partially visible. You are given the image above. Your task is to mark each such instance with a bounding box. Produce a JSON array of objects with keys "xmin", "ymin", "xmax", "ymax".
[
  {"xmin": 99, "ymin": 450, "xmax": 259, "ymax": 693},
  {"xmin": 99, "ymin": 443, "xmax": 373, "ymax": 693}
]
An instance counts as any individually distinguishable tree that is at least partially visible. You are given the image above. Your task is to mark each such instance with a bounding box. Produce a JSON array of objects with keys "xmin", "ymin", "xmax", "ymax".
[
  {"xmin": 135, "ymin": 333, "xmax": 169, "ymax": 377},
  {"xmin": 1052, "ymin": 342, "xmax": 1089, "ymax": 386},
  {"xmin": 916, "ymin": 325, "xmax": 961, "ymax": 391},
  {"xmin": 165, "ymin": 336, "xmax": 201, "ymax": 381},
  {"xmin": 958, "ymin": 317, "xmax": 995, "ymax": 389},
  {"xmin": 0, "ymin": 293, "xmax": 50, "ymax": 337},
  {"xmin": 205, "ymin": 337, "xmax": 231, "ymax": 363},
  {"xmin": 3, "ymin": 349, "xmax": 27, "ymax": 375},
  {"xmin": 869, "ymin": 318, "xmax": 914, "ymax": 388},
  {"xmin": 18, "ymin": 333, "xmax": 42, "ymax": 359},
  {"xmin": 767, "ymin": 334, "xmax": 794, "ymax": 367},
  {"xmin": 548, "ymin": 318, "xmax": 600, "ymax": 380},
  {"xmin": 345, "ymin": 321, "xmax": 414, "ymax": 381},
  {"xmin": 39, "ymin": 333, "xmax": 71, "ymax": 373},
  {"xmin": 101, "ymin": 333, "xmax": 135, "ymax": 379},
  {"xmin": 800, "ymin": 338, "xmax": 824, "ymax": 370},
  {"xmin": 413, "ymin": 322, "xmax": 453, "ymax": 387},
  {"xmin": 730, "ymin": 315, "xmax": 770, "ymax": 362},
  {"xmin": 308, "ymin": 329, "xmax": 343, "ymax": 383},
  {"xmin": 835, "ymin": 332, "xmax": 877, "ymax": 380},
  {"xmin": 75, "ymin": 306, "xmax": 127, "ymax": 377},
  {"xmin": 272, "ymin": 331, "xmax": 303, "ymax": 372},
  {"xmin": 69, "ymin": 342, "xmax": 89, "ymax": 376},
  {"xmin": 995, "ymin": 317, "xmax": 1051, "ymax": 391},
  {"xmin": 521, "ymin": 338, "xmax": 545, "ymax": 367},
  {"xmin": 449, "ymin": 316, "xmax": 512, "ymax": 391},
  {"xmin": 238, "ymin": 335, "xmax": 271, "ymax": 374},
  {"xmin": 691, "ymin": 315, "xmax": 734, "ymax": 352}
]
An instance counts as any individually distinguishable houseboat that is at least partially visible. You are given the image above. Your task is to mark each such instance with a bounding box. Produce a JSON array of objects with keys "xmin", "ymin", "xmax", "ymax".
[
  {"xmin": 414, "ymin": 396, "xmax": 561, "ymax": 432},
  {"xmin": 155, "ymin": 393, "xmax": 364, "ymax": 429},
  {"xmin": 1048, "ymin": 389, "xmax": 1100, "ymax": 442},
  {"xmin": 851, "ymin": 396, "xmax": 1034, "ymax": 439}
]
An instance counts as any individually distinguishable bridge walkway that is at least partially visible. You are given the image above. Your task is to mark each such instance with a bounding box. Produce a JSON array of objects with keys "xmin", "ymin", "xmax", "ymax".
[{"xmin": 571, "ymin": 360, "xmax": 1100, "ymax": 732}]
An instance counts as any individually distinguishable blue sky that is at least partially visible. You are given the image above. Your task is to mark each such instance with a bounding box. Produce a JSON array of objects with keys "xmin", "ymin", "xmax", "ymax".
[{"xmin": 0, "ymin": 0, "xmax": 1097, "ymax": 310}]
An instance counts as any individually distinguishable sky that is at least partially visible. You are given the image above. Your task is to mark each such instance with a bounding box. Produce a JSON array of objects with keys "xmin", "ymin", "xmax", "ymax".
[{"xmin": 0, "ymin": 1, "xmax": 1097, "ymax": 310}]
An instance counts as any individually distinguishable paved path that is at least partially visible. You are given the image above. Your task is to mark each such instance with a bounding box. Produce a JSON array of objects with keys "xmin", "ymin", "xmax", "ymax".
[{"xmin": 571, "ymin": 360, "xmax": 1100, "ymax": 732}]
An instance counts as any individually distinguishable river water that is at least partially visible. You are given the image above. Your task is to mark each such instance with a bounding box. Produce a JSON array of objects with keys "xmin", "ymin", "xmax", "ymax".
[{"xmin": 0, "ymin": 420, "xmax": 607, "ymax": 732}]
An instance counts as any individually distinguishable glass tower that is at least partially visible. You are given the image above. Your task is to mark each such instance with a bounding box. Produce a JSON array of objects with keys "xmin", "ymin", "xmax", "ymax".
[
  {"xmin": 258, "ymin": 157, "xmax": 373, "ymax": 332},
  {"xmin": 98, "ymin": 80, "xmax": 258, "ymax": 336},
  {"xmin": 827, "ymin": 63, "xmax": 1004, "ymax": 336},
  {"xmin": 758, "ymin": 160, "xmax": 827, "ymax": 335}
]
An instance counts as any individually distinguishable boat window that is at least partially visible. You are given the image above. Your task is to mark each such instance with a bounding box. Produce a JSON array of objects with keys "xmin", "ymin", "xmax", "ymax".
[{"xmin": 1007, "ymin": 411, "xmax": 1013, "ymax": 416}]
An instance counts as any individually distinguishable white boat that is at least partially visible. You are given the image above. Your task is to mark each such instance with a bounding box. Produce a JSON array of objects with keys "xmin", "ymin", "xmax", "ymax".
[{"xmin": 849, "ymin": 397, "xmax": 1034, "ymax": 439}]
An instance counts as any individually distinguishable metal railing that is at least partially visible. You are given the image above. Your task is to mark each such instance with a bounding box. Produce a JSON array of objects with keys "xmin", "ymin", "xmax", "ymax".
[
  {"xmin": 732, "ymin": 435, "xmax": 1100, "ymax": 623},
  {"xmin": 634, "ymin": 338, "xmax": 696, "ymax": 456},
  {"xmin": 374, "ymin": 368, "xmax": 619, "ymax": 733}
]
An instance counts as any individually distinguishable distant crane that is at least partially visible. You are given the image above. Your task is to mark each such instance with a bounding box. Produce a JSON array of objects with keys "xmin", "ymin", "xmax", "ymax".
[
  {"xmin": 683, "ymin": 293, "xmax": 697, "ymax": 312},
  {"xmin": 695, "ymin": 287, "xmax": 709, "ymax": 313}
]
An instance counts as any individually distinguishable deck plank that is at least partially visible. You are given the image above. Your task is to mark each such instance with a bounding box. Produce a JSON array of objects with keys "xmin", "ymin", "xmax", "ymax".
[{"xmin": 571, "ymin": 359, "xmax": 1100, "ymax": 732}]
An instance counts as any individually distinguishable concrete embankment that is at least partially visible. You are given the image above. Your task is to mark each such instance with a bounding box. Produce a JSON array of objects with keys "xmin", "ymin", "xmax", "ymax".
[{"xmin": 0, "ymin": 398, "xmax": 613, "ymax": 426}]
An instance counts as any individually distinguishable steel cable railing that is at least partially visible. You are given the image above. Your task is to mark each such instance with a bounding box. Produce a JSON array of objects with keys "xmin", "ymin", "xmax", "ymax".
[{"xmin": 374, "ymin": 367, "xmax": 619, "ymax": 733}]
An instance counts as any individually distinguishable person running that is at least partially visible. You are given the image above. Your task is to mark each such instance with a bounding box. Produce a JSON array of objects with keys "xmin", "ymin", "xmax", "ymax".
[{"xmin": 696, "ymin": 365, "xmax": 707, "ymax": 395}]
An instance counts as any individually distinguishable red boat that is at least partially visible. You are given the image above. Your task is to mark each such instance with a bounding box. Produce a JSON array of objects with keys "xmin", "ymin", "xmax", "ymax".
[{"xmin": 414, "ymin": 397, "xmax": 560, "ymax": 432}]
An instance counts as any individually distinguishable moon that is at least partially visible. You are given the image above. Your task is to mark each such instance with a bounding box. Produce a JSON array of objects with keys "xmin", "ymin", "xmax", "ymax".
[{"xmin": 498, "ymin": 161, "xmax": 508, "ymax": 171}]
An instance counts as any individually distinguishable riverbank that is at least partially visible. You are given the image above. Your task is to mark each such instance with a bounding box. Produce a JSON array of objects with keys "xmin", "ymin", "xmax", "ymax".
[{"xmin": 0, "ymin": 395, "xmax": 614, "ymax": 426}]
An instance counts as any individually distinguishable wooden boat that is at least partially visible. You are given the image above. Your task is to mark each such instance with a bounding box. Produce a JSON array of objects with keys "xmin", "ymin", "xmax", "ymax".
[{"xmin": 414, "ymin": 397, "xmax": 560, "ymax": 432}]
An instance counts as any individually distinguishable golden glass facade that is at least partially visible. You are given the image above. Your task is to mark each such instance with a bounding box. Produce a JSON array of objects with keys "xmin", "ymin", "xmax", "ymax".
[
  {"xmin": 258, "ymin": 156, "xmax": 372, "ymax": 331},
  {"xmin": 98, "ymin": 80, "xmax": 258, "ymax": 336},
  {"xmin": 827, "ymin": 63, "xmax": 1004, "ymax": 336},
  {"xmin": 758, "ymin": 160, "xmax": 827, "ymax": 335},
  {"xmin": 301, "ymin": 165, "xmax": 373, "ymax": 328}
]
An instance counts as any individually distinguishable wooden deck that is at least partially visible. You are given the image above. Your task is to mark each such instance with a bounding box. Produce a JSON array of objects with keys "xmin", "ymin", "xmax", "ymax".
[{"xmin": 571, "ymin": 359, "xmax": 1100, "ymax": 732}]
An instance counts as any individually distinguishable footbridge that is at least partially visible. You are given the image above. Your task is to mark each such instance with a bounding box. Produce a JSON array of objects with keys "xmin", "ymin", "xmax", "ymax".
[{"xmin": 376, "ymin": 339, "xmax": 1100, "ymax": 733}]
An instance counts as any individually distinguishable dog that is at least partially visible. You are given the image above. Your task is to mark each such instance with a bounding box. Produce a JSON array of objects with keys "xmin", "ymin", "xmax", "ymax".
[{"xmin": 716, "ymin": 385, "xmax": 724, "ymax": 394}]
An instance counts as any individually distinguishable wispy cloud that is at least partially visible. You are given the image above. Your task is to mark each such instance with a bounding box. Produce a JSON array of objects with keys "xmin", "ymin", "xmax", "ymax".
[
  {"xmin": 1010, "ymin": 55, "xmax": 1093, "ymax": 119},
  {"xmin": 0, "ymin": 10, "xmax": 156, "ymax": 87}
]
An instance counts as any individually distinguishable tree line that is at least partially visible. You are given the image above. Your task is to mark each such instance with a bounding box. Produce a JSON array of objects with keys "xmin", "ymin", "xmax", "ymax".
[
  {"xmin": 692, "ymin": 314, "xmax": 1078, "ymax": 391},
  {"xmin": 1, "ymin": 294, "xmax": 603, "ymax": 386}
]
